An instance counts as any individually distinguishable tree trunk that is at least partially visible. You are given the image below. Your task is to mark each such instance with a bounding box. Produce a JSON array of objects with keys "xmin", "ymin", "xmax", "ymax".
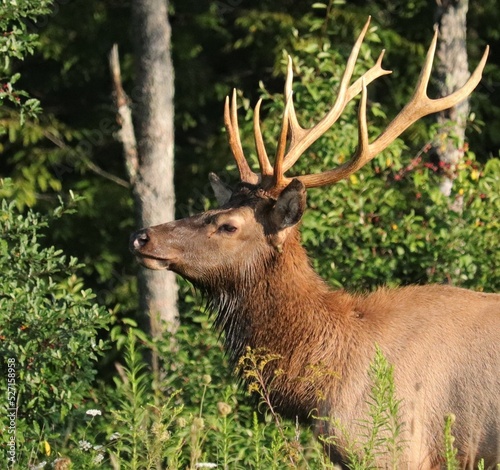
[
  {"xmin": 131, "ymin": 0, "xmax": 178, "ymax": 334},
  {"xmin": 434, "ymin": 0, "xmax": 470, "ymax": 204}
]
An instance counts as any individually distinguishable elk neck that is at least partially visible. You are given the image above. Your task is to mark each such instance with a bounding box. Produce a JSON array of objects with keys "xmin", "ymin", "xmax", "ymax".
[{"xmin": 202, "ymin": 227, "xmax": 361, "ymax": 418}]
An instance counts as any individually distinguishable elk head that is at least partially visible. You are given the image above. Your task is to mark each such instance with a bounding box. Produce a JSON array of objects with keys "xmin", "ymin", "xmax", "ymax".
[
  {"xmin": 130, "ymin": 17, "xmax": 488, "ymax": 291},
  {"xmin": 130, "ymin": 177, "xmax": 306, "ymax": 287}
]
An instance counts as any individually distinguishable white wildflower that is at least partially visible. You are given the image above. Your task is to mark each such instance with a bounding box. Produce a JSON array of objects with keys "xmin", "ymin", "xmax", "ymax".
[
  {"xmin": 86, "ymin": 409, "xmax": 102, "ymax": 417},
  {"xmin": 78, "ymin": 440, "xmax": 92, "ymax": 451},
  {"xmin": 93, "ymin": 453, "xmax": 105, "ymax": 464},
  {"xmin": 195, "ymin": 464, "xmax": 217, "ymax": 469},
  {"xmin": 108, "ymin": 432, "xmax": 121, "ymax": 441},
  {"xmin": 30, "ymin": 462, "xmax": 47, "ymax": 470}
]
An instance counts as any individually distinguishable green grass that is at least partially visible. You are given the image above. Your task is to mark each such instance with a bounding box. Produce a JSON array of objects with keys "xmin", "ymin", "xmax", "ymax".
[{"xmin": 8, "ymin": 326, "xmax": 496, "ymax": 469}]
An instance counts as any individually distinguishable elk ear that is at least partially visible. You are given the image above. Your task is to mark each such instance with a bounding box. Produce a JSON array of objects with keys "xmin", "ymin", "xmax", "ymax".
[
  {"xmin": 271, "ymin": 179, "xmax": 306, "ymax": 230},
  {"xmin": 209, "ymin": 172, "xmax": 232, "ymax": 206}
]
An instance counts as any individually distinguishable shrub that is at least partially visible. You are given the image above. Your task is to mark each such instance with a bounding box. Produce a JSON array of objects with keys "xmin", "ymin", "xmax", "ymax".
[{"xmin": 0, "ymin": 187, "xmax": 111, "ymax": 467}]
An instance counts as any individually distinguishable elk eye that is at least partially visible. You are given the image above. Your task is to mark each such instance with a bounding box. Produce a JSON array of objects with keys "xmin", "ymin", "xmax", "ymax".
[{"xmin": 219, "ymin": 224, "xmax": 237, "ymax": 234}]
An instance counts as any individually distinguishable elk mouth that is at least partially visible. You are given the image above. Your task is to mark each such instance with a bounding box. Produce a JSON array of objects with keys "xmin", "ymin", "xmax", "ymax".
[{"xmin": 133, "ymin": 252, "xmax": 177, "ymax": 271}]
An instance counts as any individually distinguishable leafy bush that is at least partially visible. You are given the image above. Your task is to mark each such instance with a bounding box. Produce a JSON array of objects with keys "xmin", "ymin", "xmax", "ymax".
[
  {"xmin": 0, "ymin": 0, "xmax": 52, "ymax": 122},
  {"xmin": 35, "ymin": 321, "xmax": 325, "ymax": 470},
  {"xmin": 299, "ymin": 152, "xmax": 500, "ymax": 293},
  {"xmin": 0, "ymin": 187, "xmax": 110, "ymax": 467}
]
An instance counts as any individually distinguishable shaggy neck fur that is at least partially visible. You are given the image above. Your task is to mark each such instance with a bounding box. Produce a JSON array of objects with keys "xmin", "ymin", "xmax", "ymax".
[{"xmin": 202, "ymin": 229, "xmax": 368, "ymax": 419}]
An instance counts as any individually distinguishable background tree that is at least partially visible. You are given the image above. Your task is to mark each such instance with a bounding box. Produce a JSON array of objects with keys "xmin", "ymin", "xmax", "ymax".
[
  {"xmin": 434, "ymin": 0, "xmax": 471, "ymax": 201},
  {"xmin": 111, "ymin": 0, "xmax": 179, "ymax": 339}
]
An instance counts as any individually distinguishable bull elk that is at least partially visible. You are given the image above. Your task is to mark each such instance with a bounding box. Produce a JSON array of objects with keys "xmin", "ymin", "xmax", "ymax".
[{"xmin": 130, "ymin": 18, "xmax": 499, "ymax": 469}]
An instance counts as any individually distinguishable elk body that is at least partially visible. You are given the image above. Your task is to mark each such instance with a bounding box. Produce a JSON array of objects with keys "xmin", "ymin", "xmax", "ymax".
[{"xmin": 130, "ymin": 19, "xmax": 500, "ymax": 469}]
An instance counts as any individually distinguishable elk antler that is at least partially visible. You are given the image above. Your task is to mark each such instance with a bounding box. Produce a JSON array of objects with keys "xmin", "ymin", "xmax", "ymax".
[
  {"xmin": 296, "ymin": 31, "xmax": 489, "ymax": 190},
  {"xmin": 224, "ymin": 18, "xmax": 489, "ymax": 197},
  {"xmin": 224, "ymin": 90, "xmax": 260, "ymax": 185}
]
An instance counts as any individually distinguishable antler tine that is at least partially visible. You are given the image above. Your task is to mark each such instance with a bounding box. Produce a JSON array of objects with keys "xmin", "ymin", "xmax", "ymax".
[
  {"xmin": 297, "ymin": 34, "xmax": 489, "ymax": 189},
  {"xmin": 224, "ymin": 89, "xmax": 259, "ymax": 184},
  {"xmin": 281, "ymin": 17, "xmax": 393, "ymax": 174},
  {"xmin": 411, "ymin": 30, "xmax": 490, "ymax": 113},
  {"xmin": 414, "ymin": 28, "xmax": 440, "ymax": 99},
  {"xmin": 284, "ymin": 56, "xmax": 307, "ymax": 148},
  {"xmin": 253, "ymin": 98, "xmax": 274, "ymax": 176},
  {"xmin": 272, "ymin": 88, "xmax": 294, "ymax": 191},
  {"xmin": 345, "ymin": 49, "xmax": 391, "ymax": 103}
]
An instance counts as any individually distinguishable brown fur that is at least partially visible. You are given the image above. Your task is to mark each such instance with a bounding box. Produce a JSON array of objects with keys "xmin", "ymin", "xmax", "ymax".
[{"xmin": 130, "ymin": 182, "xmax": 500, "ymax": 469}]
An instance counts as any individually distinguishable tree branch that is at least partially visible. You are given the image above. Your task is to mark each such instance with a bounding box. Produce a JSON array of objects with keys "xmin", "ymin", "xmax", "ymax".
[
  {"xmin": 109, "ymin": 43, "xmax": 139, "ymax": 184},
  {"xmin": 41, "ymin": 128, "xmax": 131, "ymax": 188}
]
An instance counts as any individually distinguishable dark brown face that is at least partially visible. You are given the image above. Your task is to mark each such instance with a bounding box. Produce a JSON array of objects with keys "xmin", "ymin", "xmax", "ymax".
[{"xmin": 129, "ymin": 179, "xmax": 307, "ymax": 285}]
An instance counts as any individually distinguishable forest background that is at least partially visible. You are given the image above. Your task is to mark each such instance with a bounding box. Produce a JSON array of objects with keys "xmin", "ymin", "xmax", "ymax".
[{"xmin": 1, "ymin": 0, "xmax": 499, "ymax": 468}]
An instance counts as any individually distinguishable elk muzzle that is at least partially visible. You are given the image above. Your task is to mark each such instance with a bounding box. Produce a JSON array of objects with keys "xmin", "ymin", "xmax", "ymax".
[{"xmin": 129, "ymin": 226, "xmax": 181, "ymax": 271}]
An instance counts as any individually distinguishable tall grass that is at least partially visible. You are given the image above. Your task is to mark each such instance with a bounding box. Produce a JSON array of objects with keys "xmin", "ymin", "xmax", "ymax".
[{"xmin": 19, "ymin": 327, "xmax": 494, "ymax": 469}]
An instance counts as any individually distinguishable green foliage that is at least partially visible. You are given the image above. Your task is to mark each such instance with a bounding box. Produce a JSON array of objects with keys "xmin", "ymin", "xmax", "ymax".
[
  {"xmin": 444, "ymin": 414, "xmax": 459, "ymax": 470},
  {"xmin": 61, "ymin": 327, "xmax": 186, "ymax": 469},
  {"xmin": 342, "ymin": 346, "xmax": 403, "ymax": 470},
  {"xmin": 43, "ymin": 324, "xmax": 324, "ymax": 470},
  {"xmin": 236, "ymin": 347, "xmax": 302, "ymax": 467},
  {"xmin": 145, "ymin": 298, "xmax": 327, "ymax": 469},
  {"xmin": 0, "ymin": 187, "xmax": 111, "ymax": 467},
  {"xmin": 0, "ymin": 0, "xmax": 52, "ymax": 122},
  {"xmin": 0, "ymin": 0, "xmax": 135, "ymax": 315},
  {"xmin": 312, "ymin": 347, "xmax": 404, "ymax": 470},
  {"xmin": 299, "ymin": 152, "xmax": 500, "ymax": 292},
  {"xmin": 441, "ymin": 415, "xmax": 490, "ymax": 470}
]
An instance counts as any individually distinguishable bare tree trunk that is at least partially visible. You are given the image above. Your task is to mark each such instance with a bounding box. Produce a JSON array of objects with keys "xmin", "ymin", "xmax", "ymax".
[
  {"xmin": 434, "ymin": 0, "xmax": 470, "ymax": 205},
  {"xmin": 131, "ymin": 0, "xmax": 178, "ymax": 335},
  {"xmin": 110, "ymin": 0, "xmax": 178, "ymax": 338}
]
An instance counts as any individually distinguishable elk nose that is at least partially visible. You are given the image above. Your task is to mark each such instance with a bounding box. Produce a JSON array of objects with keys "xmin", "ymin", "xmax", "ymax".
[{"xmin": 130, "ymin": 229, "xmax": 150, "ymax": 252}]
